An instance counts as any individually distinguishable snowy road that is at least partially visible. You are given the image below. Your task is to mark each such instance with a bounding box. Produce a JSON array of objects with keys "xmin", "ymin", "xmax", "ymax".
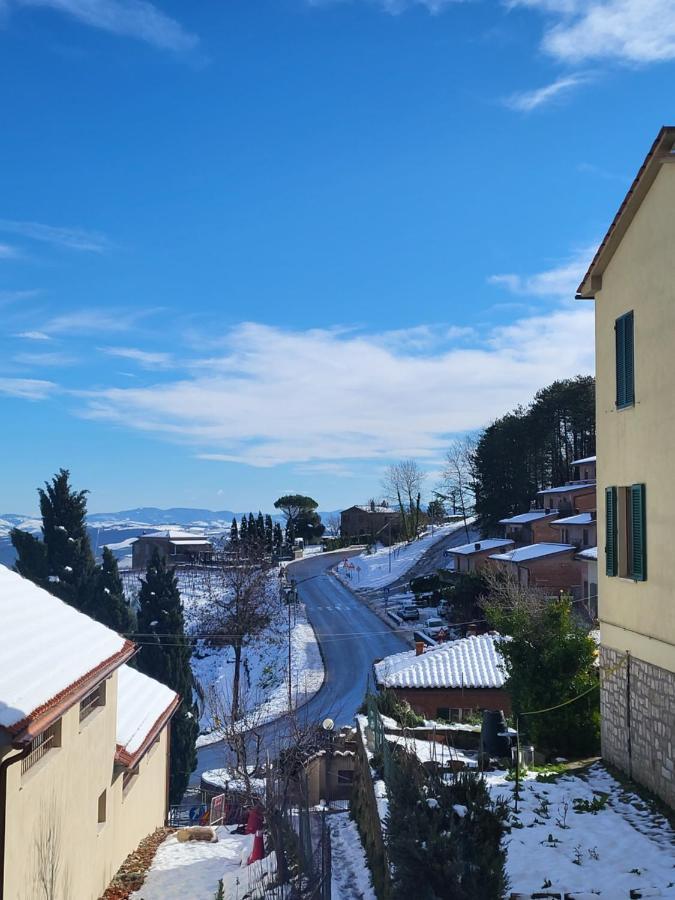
[{"xmin": 193, "ymin": 549, "xmax": 407, "ymax": 781}]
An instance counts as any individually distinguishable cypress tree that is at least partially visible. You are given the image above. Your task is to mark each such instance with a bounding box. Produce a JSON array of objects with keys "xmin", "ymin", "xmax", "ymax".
[
  {"xmin": 87, "ymin": 547, "xmax": 135, "ymax": 634},
  {"xmin": 135, "ymin": 549, "xmax": 198, "ymax": 803},
  {"xmin": 247, "ymin": 512, "xmax": 256, "ymax": 541},
  {"xmin": 240, "ymin": 515, "xmax": 249, "ymax": 545},
  {"xmin": 11, "ymin": 468, "xmax": 95, "ymax": 611},
  {"xmin": 256, "ymin": 510, "xmax": 265, "ymax": 542},
  {"xmin": 230, "ymin": 517, "xmax": 239, "ymax": 545},
  {"xmin": 285, "ymin": 518, "xmax": 295, "ymax": 548},
  {"xmin": 264, "ymin": 514, "xmax": 274, "ymax": 553},
  {"xmin": 273, "ymin": 522, "xmax": 283, "ymax": 554}
]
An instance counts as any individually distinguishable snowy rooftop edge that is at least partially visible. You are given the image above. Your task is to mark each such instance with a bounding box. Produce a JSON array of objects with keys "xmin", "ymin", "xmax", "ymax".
[
  {"xmin": 489, "ymin": 542, "xmax": 577, "ymax": 563},
  {"xmin": 116, "ymin": 664, "xmax": 178, "ymax": 758},
  {"xmin": 446, "ymin": 538, "xmax": 513, "ymax": 555}
]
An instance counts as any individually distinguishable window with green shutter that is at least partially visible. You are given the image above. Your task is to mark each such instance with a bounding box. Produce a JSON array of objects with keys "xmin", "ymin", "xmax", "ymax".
[
  {"xmin": 630, "ymin": 483, "xmax": 647, "ymax": 581},
  {"xmin": 605, "ymin": 486, "xmax": 618, "ymax": 577},
  {"xmin": 615, "ymin": 311, "xmax": 635, "ymax": 409}
]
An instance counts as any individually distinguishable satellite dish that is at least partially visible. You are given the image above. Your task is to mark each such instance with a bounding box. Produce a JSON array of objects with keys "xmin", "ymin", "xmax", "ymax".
[{"xmin": 322, "ymin": 717, "xmax": 335, "ymax": 732}]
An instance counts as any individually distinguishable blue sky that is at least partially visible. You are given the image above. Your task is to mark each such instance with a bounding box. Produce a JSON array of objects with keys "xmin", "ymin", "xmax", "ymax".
[{"xmin": 0, "ymin": 0, "xmax": 671, "ymax": 513}]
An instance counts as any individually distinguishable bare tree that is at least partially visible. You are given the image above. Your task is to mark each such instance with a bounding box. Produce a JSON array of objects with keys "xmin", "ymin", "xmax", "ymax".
[
  {"xmin": 199, "ymin": 545, "xmax": 276, "ymax": 722},
  {"xmin": 325, "ymin": 513, "xmax": 342, "ymax": 538},
  {"xmin": 381, "ymin": 459, "xmax": 426, "ymax": 541},
  {"xmin": 31, "ymin": 796, "xmax": 69, "ymax": 900},
  {"xmin": 439, "ymin": 435, "xmax": 478, "ymax": 541}
]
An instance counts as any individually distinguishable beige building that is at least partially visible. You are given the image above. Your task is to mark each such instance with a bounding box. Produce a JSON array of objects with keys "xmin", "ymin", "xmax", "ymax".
[
  {"xmin": 578, "ymin": 125, "xmax": 675, "ymax": 808},
  {"xmin": 0, "ymin": 565, "xmax": 179, "ymax": 900}
]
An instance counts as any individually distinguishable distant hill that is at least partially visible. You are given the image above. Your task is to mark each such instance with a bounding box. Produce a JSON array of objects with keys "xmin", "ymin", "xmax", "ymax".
[{"xmin": 0, "ymin": 506, "xmax": 341, "ymax": 567}]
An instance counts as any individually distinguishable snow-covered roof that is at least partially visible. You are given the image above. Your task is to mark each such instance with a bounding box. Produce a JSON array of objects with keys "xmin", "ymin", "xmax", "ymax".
[
  {"xmin": 353, "ymin": 505, "xmax": 399, "ymax": 514},
  {"xmin": 538, "ymin": 483, "xmax": 595, "ymax": 495},
  {"xmin": 489, "ymin": 543, "xmax": 576, "ymax": 563},
  {"xmin": 116, "ymin": 664, "xmax": 178, "ymax": 764},
  {"xmin": 446, "ymin": 538, "xmax": 514, "ymax": 556},
  {"xmin": 571, "ymin": 455, "xmax": 596, "ymax": 466},
  {"xmin": 552, "ymin": 512, "xmax": 594, "ymax": 526},
  {"xmin": 0, "ymin": 565, "xmax": 135, "ymax": 735},
  {"xmin": 577, "ymin": 546, "xmax": 598, "ymax": 561},
  {"xmin": 141, "ymin": 529, "xmax": 209, "ymax": 541},
  {"xmin": 374, "ymin": 633, "xmax": 505, "ymax": 690},
  {"xmin": 499, "ymin": 510, "xmax": 557, "ymax": 525},
  {"xmin": 168, "ymin": 538, "xmax": 213, "ymax": 547}
]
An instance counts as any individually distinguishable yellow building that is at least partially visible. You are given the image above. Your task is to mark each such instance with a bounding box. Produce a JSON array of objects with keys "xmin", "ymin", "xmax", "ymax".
[
  {"xmin": 578, "ymin": 126, "xmax": 675, "ymax": 808},
  {"xmin": 0, "ymin": 565, "xmax": 180, "ymax": 900}
]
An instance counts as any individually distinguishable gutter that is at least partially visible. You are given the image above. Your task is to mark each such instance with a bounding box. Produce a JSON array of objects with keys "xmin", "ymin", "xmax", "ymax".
[{"xmin": 0, "ymin": 742, "xmax": 30, "ymax": 900}]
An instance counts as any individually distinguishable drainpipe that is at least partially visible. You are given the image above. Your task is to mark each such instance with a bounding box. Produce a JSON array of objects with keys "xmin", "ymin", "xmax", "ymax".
[{"xmin": 0, "ymin": 743, "xmax": 31, "ymax": 900}]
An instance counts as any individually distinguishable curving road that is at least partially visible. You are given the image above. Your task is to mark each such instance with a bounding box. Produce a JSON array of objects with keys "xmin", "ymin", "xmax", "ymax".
[{"xmin": 193, "ymin": 549, "xmax": 407, "ymax": 781}]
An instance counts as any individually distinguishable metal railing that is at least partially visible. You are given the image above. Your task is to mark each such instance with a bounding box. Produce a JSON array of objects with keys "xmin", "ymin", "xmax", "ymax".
[{"xmin": 21, "ymin": 722, "xmax": 60, "ymax": 776}]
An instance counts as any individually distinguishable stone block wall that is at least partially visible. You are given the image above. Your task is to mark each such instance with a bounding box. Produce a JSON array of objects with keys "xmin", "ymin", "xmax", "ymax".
[{"xmin": 600, "ymin": 644, "xmax": 675, "ymax": 808}]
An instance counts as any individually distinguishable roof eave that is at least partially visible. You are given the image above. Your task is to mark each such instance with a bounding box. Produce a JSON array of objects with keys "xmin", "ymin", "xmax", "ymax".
[
  {"xmin": 577, "ymin": 126, "xmax": 675, "ymax": 299},
  {"xmin": 115, "ymin": 692, "xmax": 181, "ymax": 769}
]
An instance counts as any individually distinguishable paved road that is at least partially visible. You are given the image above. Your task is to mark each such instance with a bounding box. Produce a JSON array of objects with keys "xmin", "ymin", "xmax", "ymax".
[{"xmin": 193, "ymin": 549, "xmax": 407, "ymax": 782}]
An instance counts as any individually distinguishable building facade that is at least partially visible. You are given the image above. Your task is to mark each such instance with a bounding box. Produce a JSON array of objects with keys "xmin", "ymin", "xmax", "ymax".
[
  {"xmin": 340, "ymin": 505, "xmax": 402, "ymax": 543},
  {"xmin": 578, "ymin": 126, "xmax": 675, "ymax": 808},
  {"xmin": 131, "ymin": 529, "xmax": 214, "ymax": 569},
  {"xmin": 0, "ymin": 566, "xmax": 179, "ymax": 899}
]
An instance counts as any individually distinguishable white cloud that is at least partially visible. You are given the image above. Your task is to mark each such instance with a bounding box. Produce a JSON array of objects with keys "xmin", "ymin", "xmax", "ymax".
[
  {"xmin": 0, "ymin": 219, "xmax": 110, "ymax": 252},
  {"xmin": 13, "ymin": 351, "xmax": 77, "ymax": 367},
  {"xmin": 8, "ymin": 0, "xmax": 197, "ymax": 51},
  {"xmin": 0, "ymin": 377, "xmax": 58, "ymax": 400},
  {"xmin": 100, "ymin": 346, "xmax": 174, "ymax": 368},
  {"xmin": 0, "ymin": 243, "xmax": 20, "ymax": 259},
  {"xmin": 309, "ymin": 0, "xmax": 465, "ymax": 14},
  {"xmin": 488, "ymin": 246, "xmax": 596, "ymax": 299},
  {"xmin": 15, "ymin": 330, "xmax": 51, "ymax": 340},
  {"xmin": 0, "ymin": 289, "xmax": 40, "ymax": 306},
  {"xmin": 510, "ymin": 0, "xmax": 675, "ymax": 64},
  {"xmin": 74, "ymin": 309, "xmax": 594, "ymax": 468},
  {"xmin": 504, "ymin": 73, "xmax": 589, "ymax": 111},
  {"xmin": 40, "ymin": 308, "xmax": 150, "ymax": 335}
]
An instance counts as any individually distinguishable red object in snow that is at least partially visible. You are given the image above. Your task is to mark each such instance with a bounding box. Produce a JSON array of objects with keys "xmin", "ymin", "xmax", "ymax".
[
  {"xmin": 247, "ymin": 830, "xmax": 265, "ymax": 865},
  {"xmin": 245, "ymin": 806, "xmax": 264, "ymax": 834}
]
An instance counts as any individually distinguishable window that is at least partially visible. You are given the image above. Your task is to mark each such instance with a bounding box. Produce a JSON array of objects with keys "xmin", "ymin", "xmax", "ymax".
[
  {"xmin": 21, "ymin": 720, "xmax": 62, "ymax": 776},
  {"xmin": 615, "ymin": 311, "xmax": 635, "ymax": 409},
  {"xmin": 606, "ymin": 483, "xmax": 646, "ymax": 581},
  {"xmin": 337, "ymin": 770, "xmax": 354, "ymax": 785},
  {"xmin": 435, "ymin": 707, "xmax": 462, "ymax": 722},
  {"xmin": 97, "ymin": 790, "xmax": 107, "ymax": 825},
  {"xmin": 79, "ymin": 680, "xmax": 106, "ymax": 723}
]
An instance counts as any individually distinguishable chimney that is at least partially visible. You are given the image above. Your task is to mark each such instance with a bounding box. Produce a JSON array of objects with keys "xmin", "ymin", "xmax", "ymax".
[
  {"xmin": 474, "ymin": 542, "xmax": 481, "ymax": 552},
  {"xmin": 415, "ymin": 641, "xmax": 425, "ymax": 656}
]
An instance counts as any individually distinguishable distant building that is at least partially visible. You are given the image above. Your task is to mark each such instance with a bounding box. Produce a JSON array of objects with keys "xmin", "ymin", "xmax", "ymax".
[
  {"xmin": 443, "ymin": 538, "xmax": 514, "ymax": 574},
  {"xmin": 536, "ymin": 483, "xmax": 596, "ymax": 515},
  {"xmin": 488, "ymin": 542, "xmax": 580, "ymax": 595},
  {"xmin": 550, "ymin": 511, "xmax": 597, "ymax": 550},
  {"xmin": 499, "ymin": 509, "xmax": 561, "ymax": 546},
  {"xmin": 340, "ymin": 505, "xmax": 402, "ymax": 543},
  {"xmin": 572, "ymin": 454, "xmax": 597, "ymax": 483},
  {"xmin": 131, "ymin": 528, "xmax": 214, "ymax": 569},
  {"xmin": 374, "ymin": 633, "xmax": 510, "ymax": 722},
  {"xmin": 578, "ymin": 126, "xmax": 675, "ymax": 808},
  {"xmin": 0, "ymin": 565, "xmax": 179, "ymax": 900},
  {"xmin": 576, "ymin": 546, "xmax": 598, "ymax": 619}
]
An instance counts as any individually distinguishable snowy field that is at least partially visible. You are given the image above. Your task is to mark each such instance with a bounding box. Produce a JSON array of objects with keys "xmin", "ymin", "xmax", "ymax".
[
  {"xmin": 487, "ymin": 763, "xmax": 675, "ymax": 896},
  {"xmin": 129, "ymin": 828, "xmax": 276, "ymax": 900},
  {"xmin": 175, "ymin": 569, "xmax": 324, "ymax": 746},
  {"xmin": 333, "ymin": 522, "xmax": 466, "ymax": 591}
]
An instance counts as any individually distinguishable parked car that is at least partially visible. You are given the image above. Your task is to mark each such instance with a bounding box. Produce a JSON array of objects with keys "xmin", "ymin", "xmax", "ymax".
[
  {"xmin": 438, "ymin": 599, "xmax": 452, "ymax": 618},
  {"xmin": 398, "ymin": 604, "xmax": 420, "ymax": 621},
  {"xmin": 424, "ymin": 617, "xmax": 446, "ymax": 637}
]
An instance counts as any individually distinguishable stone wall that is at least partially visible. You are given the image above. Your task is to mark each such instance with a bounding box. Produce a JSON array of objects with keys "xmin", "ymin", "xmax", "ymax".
[{"xmin": 600, "ymin": 644, "xmax": 675, "ymax": 808}]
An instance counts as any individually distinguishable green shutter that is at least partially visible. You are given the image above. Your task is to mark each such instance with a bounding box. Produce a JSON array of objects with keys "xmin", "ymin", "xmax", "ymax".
[
  {"xmin": 616, "ymin": 311, "xmax": 635, "ymax": 408},
  {"xmin": 630, "ymin": 483, "xmax": 647, "ymax": 581},
  {"xmin": 605, "ymin": 486, "xmax": 618, "ymax": 577}
]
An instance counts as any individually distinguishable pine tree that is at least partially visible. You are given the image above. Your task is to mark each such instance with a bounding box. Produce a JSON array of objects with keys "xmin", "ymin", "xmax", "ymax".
[
  {"xmin": 264, "ymin": 514, "xmax": 274, "ymax": 553},
  {"xmin": 230, "ymin": 517, "xmax": 239, "ymax": 545},
  {"xmin": 135, "ymin": 550, "xmax": 198, "ymax": 803},
  {"xmin": 273, "ymin": 522, "xmax": 283, "ymax": 554},
  {"xmin": 87, "ymin": 547, "xmax": 135, "ymax": 634},
  {"xmin": 11, "ymin": 468, "xmax": 96, "ymax": 611}
]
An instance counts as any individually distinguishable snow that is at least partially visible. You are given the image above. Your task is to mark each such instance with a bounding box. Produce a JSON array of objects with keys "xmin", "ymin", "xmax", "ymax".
[
  {"xmin": 552, "ymin": 512, "xmax": 595, "ymax": 526},
  {"xmin": 200, "ymin": 768, "xmax": 266, "ymax": 797},
  {"xmin": 538, "ymin": 483, "xmax": 595, "ymax": 495},
  {"xmin": 445, "ymin": 538, "xmax": 513, "ymax": 555},
  {"xmin": 490, "ymin": 542, "xmax": 576, "ymax": 563},
  {"xmin": 175, "ymin": 570, "xmax": 324, "ymax": 746},
  {"xmin": 499, "ymin": 510, "xmax": 557, "ymax": 525},
  {"xmin": 129, "ymin": 826, "xmax": 270, "ymax": 900},
  {"xmin": 374, "ymin": 633, "xmax": 505, "ymax": 690},
  {"xmin": 571, "ymin": 455, "xmax": 596, "ymax": 466},
  {"xmin": 330, "ymin": 813, "xmax": 376, "ymax": 900},
  {"xmin": 486, "ymin": 763, "xmax": 675, "ymax": 896},
  {"xmin": 144, "ymin": 529, "xmax": 209, "ymax": 540},
  {"xmin": 116, "ymin": 664, "xmax": 177, "ymax": 756},
  {"xmin": 334, "ymin": 521, "xmax": 469, "ymax": 591},
  {"xmin": 384, "ymin": 733, "xmax": 477, "ymax": 769},
  {"xmin": 0, "ymin": 565, "xmax": 128, "ymax": 730},
  {"xmin": 577, "ymin": 546, "xmax": 598, "ymax": 561}
]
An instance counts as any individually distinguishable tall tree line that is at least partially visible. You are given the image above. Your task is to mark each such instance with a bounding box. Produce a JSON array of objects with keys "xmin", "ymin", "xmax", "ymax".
[{"xmin": 473, "ymin": 376, "xmax": 595, "ymax": 534}]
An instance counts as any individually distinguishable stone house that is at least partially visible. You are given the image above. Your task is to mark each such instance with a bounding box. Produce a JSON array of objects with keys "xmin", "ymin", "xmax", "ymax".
[
  {"xmin": 487, "ymin": 542, "xmax": 581, "ymax": 596},
  {"xmin": 340, "ymin": 505, "xmax": 403, "ymax": 543},
  {"xmin": 374, "ymin": 633, "xmax": 510, "ymax": 722},
  {"xmin": 131, "ymin": 528, "xmax": 214, "ymax": 569},
  {"xmin": 577, "ymin": 125, "xmax": 675, "ymax": 808},
  {"xmin": 0, "ymin": 565, "xmax": 179, "ymax": 900}
]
